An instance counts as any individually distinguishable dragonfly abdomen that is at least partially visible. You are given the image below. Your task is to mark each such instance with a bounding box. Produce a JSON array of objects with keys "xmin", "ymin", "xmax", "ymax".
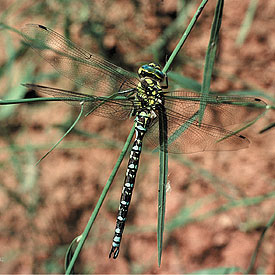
[{"xmin": 109, "ymin": 110, "xmax": 151, "ymax": 259}]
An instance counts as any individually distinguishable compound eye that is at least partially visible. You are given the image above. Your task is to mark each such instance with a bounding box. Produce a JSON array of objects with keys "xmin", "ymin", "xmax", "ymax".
[{"xmin": 138, "ymin": 63, "xmax": 165, "ymax": 81}]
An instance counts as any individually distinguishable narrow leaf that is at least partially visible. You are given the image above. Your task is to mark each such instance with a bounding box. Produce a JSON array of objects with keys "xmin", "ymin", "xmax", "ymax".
[
  {"xmin": 65, "ymin": 125, "xmax": 135, "ymax": 274},
  {"xmin": 157, "ymin": 105, "xmax": 168, "ymax": 266},
  {"xmin": 36, "ymin": 101, "xmax": 85, "ymax": 165},
  {"xmin": 199, "ymin": 0, "xmax": 224, "ymax": 124}
]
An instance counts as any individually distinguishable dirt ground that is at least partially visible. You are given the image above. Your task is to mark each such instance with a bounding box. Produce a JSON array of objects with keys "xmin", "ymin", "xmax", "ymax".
[{"xmin": 0, "ymin": 0, "xmax": 274, "ymax": 274}]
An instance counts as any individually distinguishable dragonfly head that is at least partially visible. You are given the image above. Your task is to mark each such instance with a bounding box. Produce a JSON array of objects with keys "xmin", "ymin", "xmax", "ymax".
[{"xmin": 138, "ymin": 63, "xmax": 165, "ymax": 82}]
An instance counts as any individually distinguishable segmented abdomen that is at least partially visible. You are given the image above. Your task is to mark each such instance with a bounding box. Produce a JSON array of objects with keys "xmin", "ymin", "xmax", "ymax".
[{"xmin": 109, "ymin": 110, "xmax": 151, "ymax": 259}]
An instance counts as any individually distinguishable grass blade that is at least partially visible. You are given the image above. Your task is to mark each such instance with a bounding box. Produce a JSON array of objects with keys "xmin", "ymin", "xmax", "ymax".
[
  {"xmin": 246, "ymin": 210, "xmax": 275, "ymax": 274},
  {"xmin": 65, "ymin": 124, "xmax": 135, "ymax": 274},
  {"xmin": 167, "ymin": 71, "xmax": 202, "ymax": 92},
  {"xmin": 157, "ymin": 105, "xmax": 168, "ymax": 266},
  {"xmin": 35, "ymin": 101, "xmax": 85, "ymax": 165},
  {"xmin": 157, "ymin": 1, "xmax": 210, "ymax": 264},
  {"xmin": 199, "ymin": 0, "xmax": 224, "ymax": 124},
  {"xmin": 235, "ymin": 0, "xmax": 259, "ymax": 46},
  {"xmin": 162, "ymin": 0, "xmax": 209, "ymax": 74},
  {"xmin": 190, "ymin": 266, "xmax": 242, "ymax": 274}
]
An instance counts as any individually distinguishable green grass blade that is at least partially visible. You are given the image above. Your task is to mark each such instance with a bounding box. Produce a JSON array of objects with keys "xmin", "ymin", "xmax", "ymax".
[
  {"xmin": 165, "ymin": 196, "xmax": 216, "ymax": 232},
  {"xmin": 170, "ymin": 154, "xmax": 238, "ymax": 200},
  {"xmin": 162, "ymin": 0, "xmax": 209, "ymax": 74},
  {"xmin": 166, "ymin": 191, "xmax": 275, "ymax": 231},
  {"xmin": 35, "ymin": 102, "xmax": 84, "ymax": 165},
  {"xmin": 246, "ymin": 210, "xmax": 275, "ymax": 274},
  {"xmin": 167, "ymin": 71, "xmax": 202, "ymax": 92},
  {"xmin": 235, "ymin": 0, "xmax": 259, "ymax": 46},
  {"xmin": 190, "ymin": 266, "xmax": 242, "ymax": 274},
  {"xmin": 157, "ymin": 1, "xmax": 210, "ymax": 264},
  {"xmin": 199, "ymin": 0, "xmax": 224, "ymax": 124},
  {"xmin": 148, "ymin": 1, "xmax": 197, "ymax": 61},
  {"xmin": 0, "ymin": 44, "xmax": 26, "ymax": 79},
  {"xmin": 65, "ymin": 124, "xmax": 135, "ymax": 274},
  {"xmin": 65, "ymin": 235, "xmax": 82, "ymax": 274},
  {"xmin": 157, "ymin": 106, "xmax": 168, "ymax": 266},
  {"xmin": 0, "ymin": 67, "xmax": 35, "ymax": 120},
  {"xmin": 0, "ymin": 22, "xmax": 22, "ymax": 35},
  {"xmin": 0, "ymin": 96, "xmax": 90, "ymax": 105}
]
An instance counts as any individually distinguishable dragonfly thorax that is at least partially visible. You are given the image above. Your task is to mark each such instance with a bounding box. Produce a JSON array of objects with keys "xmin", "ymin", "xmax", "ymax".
[{"xmin": 136, "ymin": 77, "xmax": 163, "ymax": 112}]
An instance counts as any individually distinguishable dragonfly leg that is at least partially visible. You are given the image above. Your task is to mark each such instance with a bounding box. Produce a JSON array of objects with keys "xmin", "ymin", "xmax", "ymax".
[{"xmin": 161, "ymin": 74, "xmax": 168, "ymax": 89}]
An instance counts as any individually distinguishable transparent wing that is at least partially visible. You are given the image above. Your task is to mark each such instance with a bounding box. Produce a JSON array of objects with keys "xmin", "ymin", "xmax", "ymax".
[
  {"xmin": 24, "ymin": 84, "xmax": 134, "ymax": 120},
  {"xmin": 163, "ymin": 90, "xmax": 266, "ymax": 128},
  {"xmin": 21, "ymin": 24, "xmax": 139, "ymax": 96},
  {"xmin": 146, "ymin": 91, "xmax": 266, "ymax": 153},
  {"xmin": 147, "ymin": 110, "xmax": 250, "ymax": 153}
]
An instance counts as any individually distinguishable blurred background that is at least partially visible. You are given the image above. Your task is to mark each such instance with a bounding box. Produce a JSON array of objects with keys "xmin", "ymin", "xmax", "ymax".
[{"xmin": 0, "ymin": 0, "xmax": 274, "ymax": 273}]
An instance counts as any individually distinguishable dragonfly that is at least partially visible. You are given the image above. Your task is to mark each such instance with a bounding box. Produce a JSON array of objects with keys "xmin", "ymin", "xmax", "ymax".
[{"xmin": 21, "ymin": 24, "xmax": 266, "ymax": 259}]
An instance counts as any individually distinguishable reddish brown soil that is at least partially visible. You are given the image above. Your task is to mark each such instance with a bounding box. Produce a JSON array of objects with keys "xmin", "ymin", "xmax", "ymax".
[{"xmin": 0, "ymin": 0, "xmax": 274, "ymax": 274}]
